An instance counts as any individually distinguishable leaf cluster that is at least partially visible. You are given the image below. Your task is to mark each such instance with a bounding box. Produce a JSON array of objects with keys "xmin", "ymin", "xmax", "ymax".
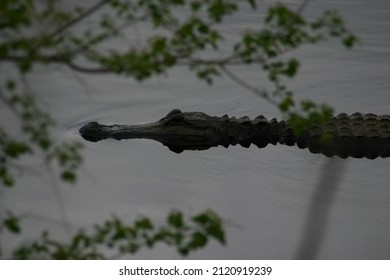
[
  {"xmin": 11, "ymin": 209, "xmax": 225, "ymax": 259},
  {"xmin": 231, "ymin": 4, "xmax": 356, "ymax": 133},
  {"xmin": 0, "ymin": 80, "xmax": 83, "ymax": 186}
]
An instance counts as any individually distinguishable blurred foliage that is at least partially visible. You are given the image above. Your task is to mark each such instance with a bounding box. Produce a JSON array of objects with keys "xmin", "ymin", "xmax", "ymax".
[
  {"xmin": 10, "ymin": 209, "xmax": 224, "ymax": 259},
  {"xmin": 0, "ymin": 0, "xmax": 356, "ymax": 259},
  {"xmin": 0, "ymin": 80, "xmax": 83, "ymax": 186}
]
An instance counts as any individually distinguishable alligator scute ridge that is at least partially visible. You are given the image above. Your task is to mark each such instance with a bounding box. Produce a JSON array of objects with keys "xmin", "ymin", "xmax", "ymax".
[{"xmin": 79, "ymin": 109, "xmax": 390, "ymax": 159}]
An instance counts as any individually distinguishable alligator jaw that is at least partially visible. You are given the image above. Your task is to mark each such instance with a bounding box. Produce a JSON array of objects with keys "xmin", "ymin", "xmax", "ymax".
[{"xmin": 79, "ymin": 109, "xmax": 282, "ymax": 153}]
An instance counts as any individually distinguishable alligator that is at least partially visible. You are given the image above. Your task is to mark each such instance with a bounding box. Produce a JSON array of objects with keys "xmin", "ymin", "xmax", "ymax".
[{"xmin": 79, "ymin": 109, "xmax": 390, "ymax": 159}]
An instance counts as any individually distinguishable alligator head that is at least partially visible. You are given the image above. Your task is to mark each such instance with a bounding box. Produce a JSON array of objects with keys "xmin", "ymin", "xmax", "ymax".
[{"xmin": 79, "ymin": 109, "xmax": 244, "ymax": 153}]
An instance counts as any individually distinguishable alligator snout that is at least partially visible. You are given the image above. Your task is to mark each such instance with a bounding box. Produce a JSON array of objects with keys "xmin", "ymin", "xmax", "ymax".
[{"xmin": 79, "ymin": 121, "xmax": 107, "ymax": 142}]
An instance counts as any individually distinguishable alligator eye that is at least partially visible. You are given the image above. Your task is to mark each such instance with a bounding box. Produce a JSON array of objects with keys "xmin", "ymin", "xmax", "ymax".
[
  {"xmin": 169, "ymin": 115, "xmax": 184, "ymax": 123},
  {"xmin": 162, "ymin": 114, "xmax": 185, "ymax": 126},
  {"xmin": 166, "ymin": 109, "xmax": 182, "ymax": 117}
]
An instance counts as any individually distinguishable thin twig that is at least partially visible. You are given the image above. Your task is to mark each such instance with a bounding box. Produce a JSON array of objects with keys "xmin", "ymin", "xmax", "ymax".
[
  {"xmin": 65, "ymin": 68, "xmax": 94, "ymax": 98},
  {"xmin": 19, "ymin": 213, "xmax": 70, "ymax": 228},
  {"xmin": 296, "ymin": 0, "xmax": 312, "ymax": 15},
  {"xmin": 220, "ymin": 65, "xmax": 278, "ymax": 106},
  {"xmin": 48, "ymin": 0, "xmax": 110, "ymax": 39},
  {"xmin": 45, "ymin": 160, "xmax": 72, "ymax": 237}
]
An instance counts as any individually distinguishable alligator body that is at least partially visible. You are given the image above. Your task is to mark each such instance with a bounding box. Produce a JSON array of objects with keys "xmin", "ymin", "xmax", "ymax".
[{"xmin": 79, "ymin": 109, "xmax": 390, "ymax": 159}]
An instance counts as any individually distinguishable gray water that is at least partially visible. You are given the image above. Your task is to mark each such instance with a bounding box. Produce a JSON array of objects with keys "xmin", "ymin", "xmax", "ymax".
[{"xmin": 2, "ymin": 0, "xmax": 390, "ymax": 259}]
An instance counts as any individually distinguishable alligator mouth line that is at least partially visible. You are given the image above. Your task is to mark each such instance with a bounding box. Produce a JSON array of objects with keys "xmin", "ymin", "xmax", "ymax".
[{"xmin": 79, "ymin": 109, "xmax": 390, "ymax": 159}]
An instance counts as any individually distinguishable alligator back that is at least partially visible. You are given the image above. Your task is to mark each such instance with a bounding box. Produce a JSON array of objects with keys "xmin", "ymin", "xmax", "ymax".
[{"xmin": 295, "ymin": 113, "xmax": 390, "ymax": 159}]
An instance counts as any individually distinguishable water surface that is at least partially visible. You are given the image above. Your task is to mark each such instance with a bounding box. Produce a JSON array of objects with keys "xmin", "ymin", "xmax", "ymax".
[{"xmin": 2, "ymin": 0, "xmax": 390, "ymax": 259}]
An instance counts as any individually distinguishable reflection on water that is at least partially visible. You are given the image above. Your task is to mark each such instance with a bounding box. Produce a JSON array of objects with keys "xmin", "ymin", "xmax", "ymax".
[
  {"xmin": 2, "ymin": 0, "xmax": 390, "ymax": 259},
  {"xmin": 296, "ymin": 158, "xmax": 346, "ymax": 259}
]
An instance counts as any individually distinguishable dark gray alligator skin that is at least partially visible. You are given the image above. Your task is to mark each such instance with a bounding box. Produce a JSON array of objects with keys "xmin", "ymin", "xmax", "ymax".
[{"xmin": 79, "ymin": 109, "xmax": 390, "ymax": 159}]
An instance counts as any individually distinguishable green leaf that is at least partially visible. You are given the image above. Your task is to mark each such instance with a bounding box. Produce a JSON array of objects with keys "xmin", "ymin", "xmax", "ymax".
[
  {"xmin": 18, "ymin": 60, "xmax": 32, "ymax": 73},
  {"xmin": 190, "ymin": 1, "xmax": 201, "ymax": 12},
  {"xmin": 279, "ymin": 95, "xmax": 294, "ymax": 112},
  {"xmin": 342, "ymin": 34, "xmax": 357, "ymax": 49},
  {"xmin": 301, "ymin": 100, "xmax": 316, "ymax": 111},
  {"xmin": 178, "ymin": 247, "xmax": 189, "ymax": 256},
  {"xmin": 206, "ymin": 225, "xmax": 226, "ymax": 244},
  {"xmin": 172, "ymin": 232, "xmax": 183, "ymax": 245},
  {"xmin": 283, "ymin": 59, "xmax": 300, "ymax": 77},
  {"xmin": 6, "ymin": 80, "xmax": 16, "ymax": 91},
  {"xmin": 38, "ymin": 139, "xmax": 51, "ymax": 150},
  {"xmin": 207, "ymin": 1, "xmax": 237, "ymax": 22},
  {"xmin": 189, "ymin": 232, "xmax": 208, "ymax": 248},
  {"xmin": 61, "ymin": 171, "xmax": 76, "ymax": 183},
  {"xmin": 192, "ymin": 212, "xmax": 210, "ymax": 225},
  {"xmin": 125, "ymin": 243, "xmax": 139, "ymax": 253},
  {"xmin": 4, "ymin": 141, "xmax": 31, "ymax": 158},
  {"xmin": 135, "ymin": 218, "xmax": 153, "ymax": 230},
  {"xmin": 3, "ymin": 213, "xmax": 21, "ymax": 234},
  {"xmin": 0, "ymin": 167, "xmax": 14, "ymax": 187},
  {"xmin": 168, "ymin": 211, "xmax": 184, "ymax": 228},
  {"xmin": 247, "ymin": 0, "xmax": 257, "ymax": 9}
]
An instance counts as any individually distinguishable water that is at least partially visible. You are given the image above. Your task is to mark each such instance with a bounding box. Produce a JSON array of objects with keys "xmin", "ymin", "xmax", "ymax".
[{"xmin": 2, "ymin": 0, "xmax": 390, "ymax": 259}]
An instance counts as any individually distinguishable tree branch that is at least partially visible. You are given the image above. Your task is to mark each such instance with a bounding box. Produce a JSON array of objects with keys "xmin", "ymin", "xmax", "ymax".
[
  {"xmin": 65, "ymin": 61, "xmax": 111, "ymax": 74},
  {"xmin": 220, "ymin": 65, "xmax": 278, "ymax": 106},
  {"xmin": 65, "ymin": 13, "xmax": 149, "ymax": 58}
]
